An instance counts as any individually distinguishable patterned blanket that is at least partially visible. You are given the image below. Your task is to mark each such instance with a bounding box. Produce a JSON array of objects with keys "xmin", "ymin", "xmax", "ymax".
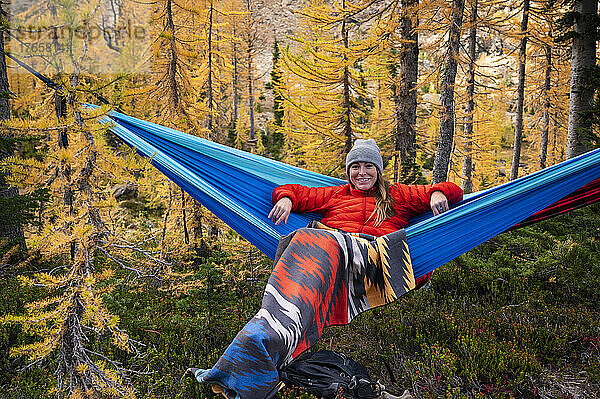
[{"xmin": 192, "ymin": 223, "xmax": 415, "ymax": 398}]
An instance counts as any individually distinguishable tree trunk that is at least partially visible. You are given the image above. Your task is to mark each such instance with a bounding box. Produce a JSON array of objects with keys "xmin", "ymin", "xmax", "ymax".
[
  {"xmin": 56, "ymin": 295, "xmax": 88, "ymax": 394},
  {"xmin": 207, "ymin": 0, "xmax": 214, "ymax": 139},
  {"xmin": 165, "ymin": 0, "xmax": 180, "ymax": 110},
  {"xmin": 566, "ymin": 0, "xmax": 598, "ymax": 159},
  {"xmin": 0, "ymin": 3, "xmax": 26, "ymax": 248},
  {"xmin": 0, "ymin": 5, "xmax": 9, "ymax": 122},
  {"xmin": 181, "ymin": 189, "xmax": 189, "ymax": 244},
  {"xmin": 341, "ymin": 11, "xmax": 353, "ymax": 154},
  {"xmin": 246, "ymin": 0, "xmax": 256, "ymax": 143},
  {"xmin": 461, "ymin": 0, "xmax": 477, "ymax": 193},
  {"xmin": 540, "ymin": 42, "xmax": 551, "ymax": 169},
  {"xmin": 55, "ymin": 89, "xmax": 75, "ymax": 258},
  {"xmin": 553, "ymin": 111, "xmax": 558, "ymax": 160},
  {"xmin": 247, "ymin": 51, "xmax": 255, "ymax": 141},
  {"xmin": 270, "ymin": 40, "xmax": 285, "ymax": 159},
  {"xmin": 192, "ymin": 201, "xmax": 203, "ymax": 244},
  {"xmin": 393, "ymin": 0, "xmax": 419, "ymax": 184},
  {"xmin": 432, "ymin": 0, "xmax": 465, "ymax": 184},
  {"xmin": 232, "ymin": 26, "xmax": 239, "ymax": 132},
  {"xmin": 510, "ymin": 0, "xmax": 530, "ymax": 180}
]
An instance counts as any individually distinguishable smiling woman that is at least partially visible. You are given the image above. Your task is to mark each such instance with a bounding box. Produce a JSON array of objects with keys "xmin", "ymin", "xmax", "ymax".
[
  {"xmin": 194, "ymin": 139, "xmax": 463, "ymax": 399},
  {"xmin": 269, "ymin": 139, "xmax": 462, "ymax": 237}
]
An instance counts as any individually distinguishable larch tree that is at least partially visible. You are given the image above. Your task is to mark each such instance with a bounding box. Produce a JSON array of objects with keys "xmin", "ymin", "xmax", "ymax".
[
  {"xmin": 281, "ymin": 0, "xmax": 372, "ymax": 174},
  {"xmin": 517, "ymin": 0, "xmax": 571, "ymax": 172},
  {"xmin": 196, "ymin": 0, "xmax": 233, "ymax": 142},
  {"xmin": 150, "ymin": 0, "xmax": 201, "ymax": 130},
  {"xmin": 393, "ymin": 0, "xmax": 422, "ymax": 184},
  {"xmin": 151, "ymin": 0, "xmax": 238, "ymax": 249},
  {"xmin": 0, "ymin": 0, "xmax": 28, "ymax": 248},
  {"xmin": 309, "ymin": 0, "xmax": 425, "ymax": 182},
  {"xmin": 461, "ymin": 0, "xmax": 478, "ymax": 193},
  {"xmin": 510, "ymin": 0, "xmax": 530, "ymax": 180},
  {"xmin": 0, "ymin": 2, "xmax": 182, "ymax": 396},
  {"xmin": 206, "ymin": 0, "xmax": 217, "ymax": 138},
  {"xmin": 528, "ymin": 0, "xmax": 563, "ymax": 169},
  {"xmin": 418, "ymin": 0, "xmax": 502, "ymax": 188},
  {"xmin": 539, "ymin": 13, "xmax": 553, "ymax": 169},
  {"xmin": 150, "ymin": 0, "xmax": 204, "ymax": 250},
  {"xmin": 0, "ymin": 1, "xmax": 9, "ymax": 121},
  {"xmin": 268, "ymin": 39, "xmax": 286, "ymax": 160},
  {"xmin": 195, "ymin": 0, "xmax": 241, "ymax": 143},
  {"xmin": 224, "ymin": 2, "xmax": 244, "ymax": 146},
  {"xmin": 431, "ymin": 0, "xmax": 466, "ymax": 183},
  {"xmin": 2, "ymin": 76, "xmax": 138, "ymax": 399},
  {"xmin": 195, "ymin": 0, "xmax": 254, "ymax": 244},
  {"xmin": 231, "ymin": 25, "xmax": 241, "ymax": 144},
  {"xmin": 566, "ymin": 0, "xmax": 598, "ymax": 158},
  {"xmin": 244, "ymin": 0, "xmax": 258, "ymax": 143},
  {"xmin": 340, "ymin": 0, "xmax": 353, "ymax": 154}
]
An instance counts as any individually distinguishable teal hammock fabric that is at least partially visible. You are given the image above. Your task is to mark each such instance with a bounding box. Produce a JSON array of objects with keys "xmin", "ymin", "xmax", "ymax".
[{"xmin": 95, "ymin": 108, "xmax": 600, "ymax": 279}]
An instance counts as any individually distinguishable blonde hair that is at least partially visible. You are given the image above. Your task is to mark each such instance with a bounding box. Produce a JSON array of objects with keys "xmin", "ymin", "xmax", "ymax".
[{"xmin": 368, "ymin": 172, "xmax": 396, "ymax": 226}]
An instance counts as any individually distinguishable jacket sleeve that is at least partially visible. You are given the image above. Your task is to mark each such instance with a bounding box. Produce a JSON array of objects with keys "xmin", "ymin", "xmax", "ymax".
[
  {"xmin": 272, "ymin": 184, "xmax": 339, "ymax": 213},
  {"xmin": 430, "ymin": 181, "xmax": 463, "ymax": 205},
  {"xmin": 394, "ymin": 181, "xmax": 463, "ymax": 216}
]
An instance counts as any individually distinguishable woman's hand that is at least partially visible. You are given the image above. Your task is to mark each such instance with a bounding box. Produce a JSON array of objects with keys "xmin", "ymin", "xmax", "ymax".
[
  {"xmin": 430, "ymin": 191, "xmax": 449, "ymax": 216},
  {"xmin": 268, "ymin": 197, "xmax": 292, "ymax": 225}
]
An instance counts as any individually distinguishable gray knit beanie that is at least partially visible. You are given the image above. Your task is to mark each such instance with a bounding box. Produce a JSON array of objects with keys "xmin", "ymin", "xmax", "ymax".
[{"xmin": 345, "ymin": 139, "xmax": 384, "ymax": 176}]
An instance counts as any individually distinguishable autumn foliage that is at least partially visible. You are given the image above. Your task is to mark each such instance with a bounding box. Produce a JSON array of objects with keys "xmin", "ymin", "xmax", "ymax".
[{"xmin": 0, "ymin": 0, "xmax": 598, "ymax": 397}]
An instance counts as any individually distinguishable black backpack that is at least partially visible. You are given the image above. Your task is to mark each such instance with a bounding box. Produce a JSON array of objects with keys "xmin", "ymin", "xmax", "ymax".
[{"xmin": 279, "ymin": 350, "xmax": 381, "ymax": 399}]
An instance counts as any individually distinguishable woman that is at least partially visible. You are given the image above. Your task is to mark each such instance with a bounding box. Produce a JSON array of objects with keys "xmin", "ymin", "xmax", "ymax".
[
  {"xmin": 269, "ymin": 138, "xmax": 462, "ymax": 287},
  {"xmin": 193, "ymin": 139, "xmax": 462, "ymax": 399}
]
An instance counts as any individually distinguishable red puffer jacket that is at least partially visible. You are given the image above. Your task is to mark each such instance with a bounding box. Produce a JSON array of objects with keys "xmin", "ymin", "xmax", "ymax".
[
  {"xmin": 273, "ymin": 182, "xmax": 463, "ymax": 235},
  {"xmin": 272, "ymin": 181, "xmax": 463, "ymax": 287}
]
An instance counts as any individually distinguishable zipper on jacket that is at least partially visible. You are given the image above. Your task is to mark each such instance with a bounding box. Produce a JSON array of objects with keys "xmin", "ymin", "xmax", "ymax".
[{"xmin": 360, "ymin": 194, "xmax": 367, "ymax": 233}]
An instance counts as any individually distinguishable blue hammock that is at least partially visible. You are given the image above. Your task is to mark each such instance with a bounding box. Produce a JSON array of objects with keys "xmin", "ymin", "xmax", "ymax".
[{"xmin": 96, "ymin": 108, "xmax": 600, "ymax": 280}]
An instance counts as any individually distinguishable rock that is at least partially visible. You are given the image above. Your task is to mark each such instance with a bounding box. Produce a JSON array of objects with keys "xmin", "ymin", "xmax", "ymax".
[
  {"xmin": 112, "ymin": 184, "xmax": 138, "ymax": 200},
  {"xmin": 421, "ymin": 93, "xmax": 441, "ymax": 106}
]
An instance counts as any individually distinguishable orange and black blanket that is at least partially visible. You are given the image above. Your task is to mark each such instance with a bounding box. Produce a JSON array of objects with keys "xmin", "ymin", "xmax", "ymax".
[{"xmin": 193, "ymin": 223, "xmax": 415, "ymax": 399}]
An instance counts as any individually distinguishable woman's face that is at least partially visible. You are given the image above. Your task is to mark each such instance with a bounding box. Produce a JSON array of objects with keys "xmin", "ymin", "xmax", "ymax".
[{"xmin": 349, "ymin": 162, "xmax": 378, "ymax": 191}]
